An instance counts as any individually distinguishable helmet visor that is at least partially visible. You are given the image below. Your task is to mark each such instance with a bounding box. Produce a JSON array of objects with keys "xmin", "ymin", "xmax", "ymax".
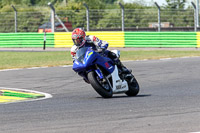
[{"xmin": 72, "ymin": 37, "xmax": 83, "ymax": 46}]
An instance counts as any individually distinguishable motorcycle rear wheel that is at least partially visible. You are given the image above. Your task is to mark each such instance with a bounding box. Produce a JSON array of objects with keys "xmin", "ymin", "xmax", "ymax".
[
  {"xmin": 125, "ymin": 75, "xmax": 140, "ymax": 96},
  {"xmin": 88, "ymin": 71, "xmax": 113, "ymax": 98}
]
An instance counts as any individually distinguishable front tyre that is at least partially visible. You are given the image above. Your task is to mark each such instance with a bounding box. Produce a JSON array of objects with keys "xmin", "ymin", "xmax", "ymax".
[
  {"xmin": 125, "ymin": 74, "xmax": 140, "ymax": 96},
  {"xmin": 88, "ymin": 71, "xmax": 113, "ymax": 98}
]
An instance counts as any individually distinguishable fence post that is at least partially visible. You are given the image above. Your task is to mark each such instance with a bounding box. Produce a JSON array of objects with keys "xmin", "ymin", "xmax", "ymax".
[
  {"xmin": 192, "ymin": 2, "xmax": 197, "ymax": 32},
  {"xmin": 155, "ymin": 2, "xmax": 161, "ymax": 32},
  {"xmin": 196, "ymin": 0, "xmax": 199, "ymax": 27},
  {"xmin": 119, "ymin": 2, "xmax": 124, "ymax": 31},
  {"xmin": 11, "ymin": 5, "xmax": 17, "ymax": 33},
  {"xmin": 83, "ymin": 3, "xmax": 89, "ymax": 31},
  {"xmin": 43, "ymin": 31, "xmax": 46, "ymax": 50},
  {"xmin": 48, "ymin": 2, "xmax": 55, "ymax": 33}
]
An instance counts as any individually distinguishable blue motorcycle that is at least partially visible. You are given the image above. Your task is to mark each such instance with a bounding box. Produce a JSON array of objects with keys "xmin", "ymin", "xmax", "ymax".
[{"xmin": 72, "ymin": 46, "xmax": 139, "ymax": 98}]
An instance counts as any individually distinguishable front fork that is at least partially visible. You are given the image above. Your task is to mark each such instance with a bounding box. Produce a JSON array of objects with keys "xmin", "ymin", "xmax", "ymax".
[
  {"xmin": 78, "ymin": 66, "xmax": 104, "ymax": 84},
  {"xmin": 95, "ymin": 65, "xmax": 113, "ymax": 89},
  {"xmin": 95, "ymin": 69, "xmax": 104, "ymax": 80}
]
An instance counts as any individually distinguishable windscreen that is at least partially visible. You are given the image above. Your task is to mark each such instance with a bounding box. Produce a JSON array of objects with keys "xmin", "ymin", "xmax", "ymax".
[{"xmin": 75, "ymin": 47, "xmax": 90, "ymax": 63}]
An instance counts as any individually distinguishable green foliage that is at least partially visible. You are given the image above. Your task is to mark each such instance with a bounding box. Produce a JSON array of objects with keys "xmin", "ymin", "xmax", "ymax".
[
  {"xmin": 161, "ymin": 7, "xmax": 194, "ymax": 27},
  {"xmin": 0, "ymin": 12, "xmax": 15, "ymax": 32},
  {"xmin": 96, "ymin": 9, "xmax": 121, "ymax": 29},
  {"xmin": 17, "ymin": 12, "xmax": 46, "ymax": 32},
  {"xmin": 165, "ymin": 0, "xmax": 186, "ymax": 9},
  {"xmin": 0, "ymin": 0, "xmax": 55, "ymax": 6}
]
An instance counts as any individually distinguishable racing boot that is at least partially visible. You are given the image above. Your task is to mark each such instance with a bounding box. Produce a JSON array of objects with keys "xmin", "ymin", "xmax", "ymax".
[{"xmin": 114, "ymin": 59, "xmax": 132, "ymax": 74}]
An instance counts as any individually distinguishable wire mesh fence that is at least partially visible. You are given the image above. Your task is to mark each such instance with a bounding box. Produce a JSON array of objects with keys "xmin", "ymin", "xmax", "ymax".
[
  {"xmin": 161, "ymin": 9, "xmax": 194, "ymax": 27},
  {"xmin": 17, "ymin": 11, "xmax": 50, "ymax": 32},
  {"xmin": 0, "ymin": 7, "xmax": 197, "ymax": 33},
  {"xmin": 0, "ymin": 12, "xmax": 15, "ymax": 33},
  {"xmin": 0, "ymin": 11, "xmax": 50, "ymax": 33},
  {"xmin": 90, "ymin": 9, "xmax": 122, "ymax": 30},
  {"xmin": 56, "ymin": 10, "xmax": 86, "ymax": 31}
]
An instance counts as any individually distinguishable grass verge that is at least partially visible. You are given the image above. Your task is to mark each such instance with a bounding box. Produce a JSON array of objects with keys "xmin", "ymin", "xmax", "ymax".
[{"xmin": 0, "ymin": 50, "xmax": 200, "ymax": 70}]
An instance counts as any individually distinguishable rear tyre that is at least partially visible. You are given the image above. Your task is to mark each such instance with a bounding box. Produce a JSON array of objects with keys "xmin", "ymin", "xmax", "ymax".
[
  {"xmin": 125, "ymin": 74, "xmax": 140, "ymax": 96},
  {"xmin": 88, "ymin": 71, "xmax": 113, "ymax": 98}
]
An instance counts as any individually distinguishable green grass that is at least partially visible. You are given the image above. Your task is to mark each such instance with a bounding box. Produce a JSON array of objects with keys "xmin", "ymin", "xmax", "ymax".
[
  {"xmin": 0, "ymin": 50, "xmax": 200, "ymax": 70},
  {"xmin": 0, "ymin": 51, "xmax": 72, "ymax": 69},
  {"xmin": 120, "ymin": 50, "xmax": 200, "ymax": 61}
]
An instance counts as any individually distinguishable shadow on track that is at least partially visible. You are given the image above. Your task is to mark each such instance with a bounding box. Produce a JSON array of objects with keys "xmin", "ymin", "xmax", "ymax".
[{"xmin": 96, "ymin": 94, "xmax": 151, "ymax": 99}]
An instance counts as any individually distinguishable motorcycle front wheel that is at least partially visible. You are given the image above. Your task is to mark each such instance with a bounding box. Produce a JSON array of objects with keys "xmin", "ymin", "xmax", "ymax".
[{"xmin": 88, "ymin": 71, "xmax": 113, "ymax": 98}]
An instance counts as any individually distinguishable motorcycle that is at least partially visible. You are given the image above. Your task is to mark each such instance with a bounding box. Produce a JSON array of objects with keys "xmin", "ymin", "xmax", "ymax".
[{"xmin": 72, "ymin": 46, "xmax": 139, "ymax": 98}]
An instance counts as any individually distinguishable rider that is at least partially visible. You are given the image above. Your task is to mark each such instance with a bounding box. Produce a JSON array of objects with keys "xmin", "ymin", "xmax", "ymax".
[{"xmin": 70, "ymin": 28, "xmax": 129, "ymax": 74}]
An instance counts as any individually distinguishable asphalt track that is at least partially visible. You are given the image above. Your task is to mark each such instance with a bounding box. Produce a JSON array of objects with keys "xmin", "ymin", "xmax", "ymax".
[{"xmin": 0, "ymin": 57, "xmax": 200, "ymax": 133}]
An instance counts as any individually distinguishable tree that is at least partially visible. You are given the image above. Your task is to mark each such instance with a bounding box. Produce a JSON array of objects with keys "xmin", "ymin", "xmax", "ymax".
[
  {"xmin": 165, "ymin": 0, "xmax": 186, "ymax": 9},
  {"xmin": 0, "ymin": 0, "xmax": 2, "ymax": 8},
  {"xmin": 96, "ymin": 9, "xmax": 121, "ymax": 29},
  {"xmin": 102, "ymin": 0, "xmax": 118, "ymax": 4}
]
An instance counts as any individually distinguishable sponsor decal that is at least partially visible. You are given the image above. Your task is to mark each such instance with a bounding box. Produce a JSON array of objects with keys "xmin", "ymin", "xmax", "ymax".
[
  {"xmin": 88, "ymin": 52, "xmax": 93, "ymax": 56},
  {"xmin": 116, "ymin": 80, "xmax": 120, "ymax": 83},
  {"xmin": 105, "ymin": 62, "xmax": 110, "ymax": 68},
  {"xmin": 122, "ymin": 85, "xmax": 126, "ymax": 89},
  {"xmin": 116, "ymin": 85, "xmax": 121, "ymax": 90}
]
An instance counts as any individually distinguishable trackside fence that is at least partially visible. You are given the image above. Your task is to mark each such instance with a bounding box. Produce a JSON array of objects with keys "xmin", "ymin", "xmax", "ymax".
[{"xmin": 0, "ymin": 5, "xmax": 198, "ymax": 32}]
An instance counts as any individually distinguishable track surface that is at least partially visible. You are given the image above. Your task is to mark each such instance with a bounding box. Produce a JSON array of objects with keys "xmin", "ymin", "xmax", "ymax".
[{"xmin": 0, "ymin": 57, "xmax": 200, "ymax": 133}]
